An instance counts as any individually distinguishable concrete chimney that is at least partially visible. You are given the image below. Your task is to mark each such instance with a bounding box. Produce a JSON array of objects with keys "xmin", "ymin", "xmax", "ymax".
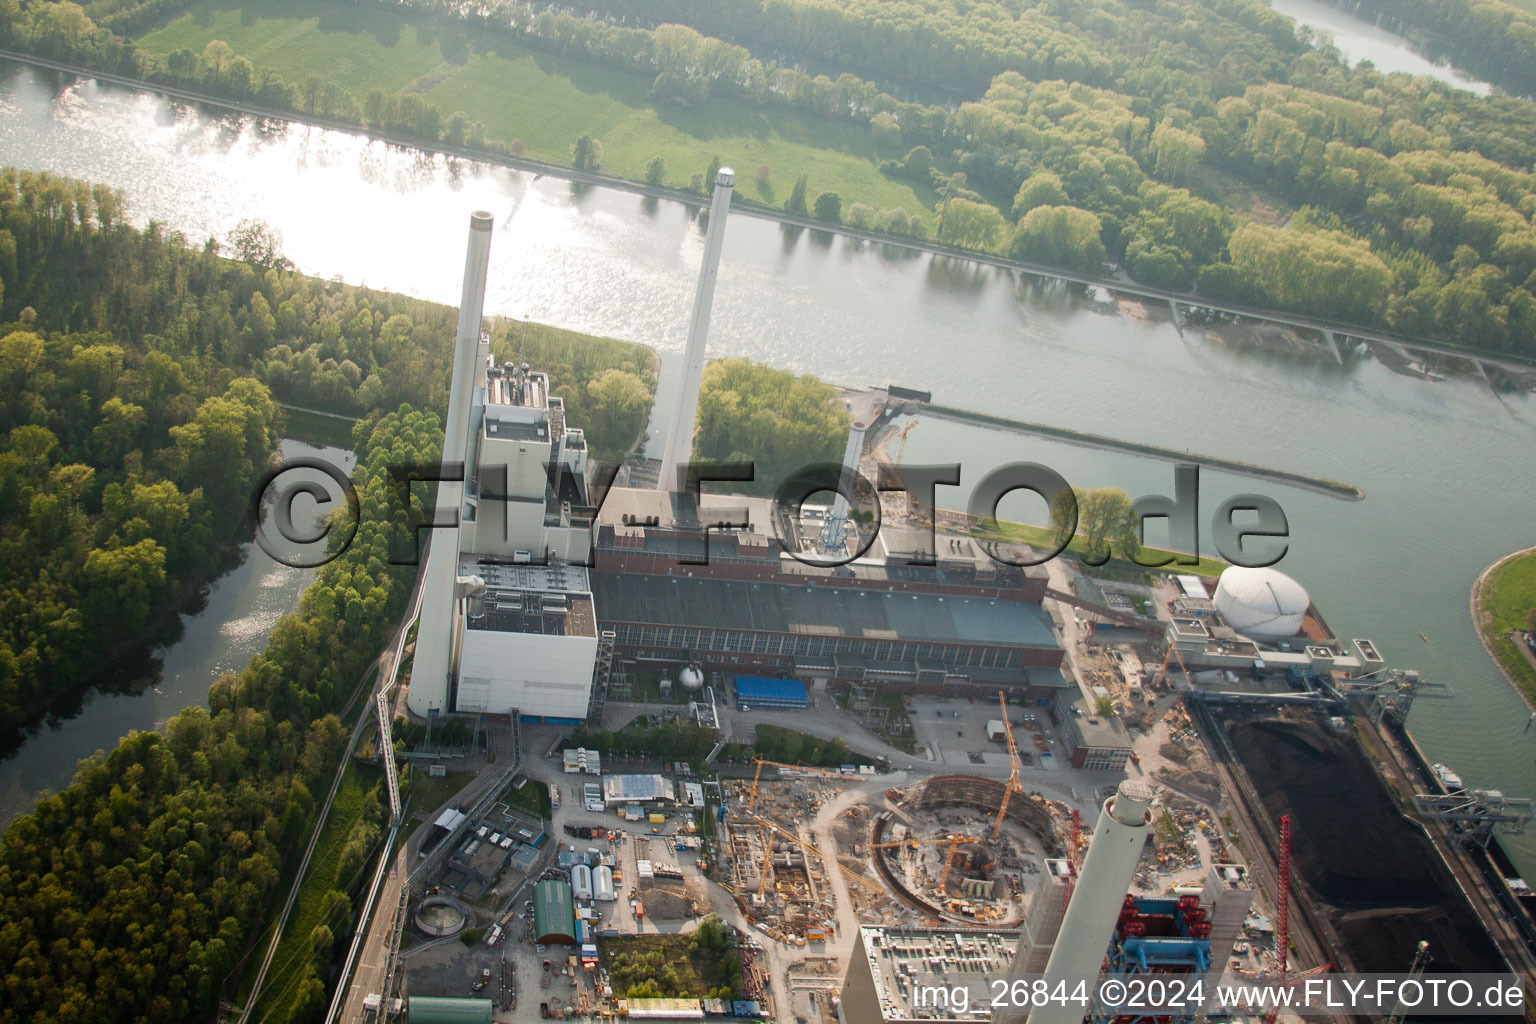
[
  {"xmin": 829, "ymin": 419, "xmax": 869, "ymax": 524},
  {"xmin": 407, "ymin": 211, "xmax": 494, "ymax": 718},
  {"xmin": 659, "ymin": 168, "xmax": 734, "ymax": 493},
  {"xmin": 1023, "ymin": 780, "xmax": 1153, "ymax": 1024}
]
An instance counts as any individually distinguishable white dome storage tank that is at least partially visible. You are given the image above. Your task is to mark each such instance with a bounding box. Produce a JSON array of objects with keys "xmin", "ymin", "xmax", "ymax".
[
  {"xmin": 680, "ymin": 665, "xmax": 704, "ymax": 690},
  {"xmin": 1212, "ymin": 567, "xmax": 1309, "ymax": 639},
  {"xmin": 572, "ymin": 863, "xmax": 593, "ymax": 900}
]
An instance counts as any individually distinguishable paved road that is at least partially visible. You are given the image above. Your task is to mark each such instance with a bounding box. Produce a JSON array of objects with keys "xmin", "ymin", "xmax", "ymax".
[{"xmin": 4, "ymin": 48, "xmax": 1533, "ymax": 378}]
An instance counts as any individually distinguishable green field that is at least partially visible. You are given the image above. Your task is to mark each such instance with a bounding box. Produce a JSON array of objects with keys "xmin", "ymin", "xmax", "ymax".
[
  {"xmin": 134, "ymin": 1, "xmax": 932, "ymax": 219},
  {"xmin": 1477, "ymin": 547, "xmax": 1536, "ymax": 702}
]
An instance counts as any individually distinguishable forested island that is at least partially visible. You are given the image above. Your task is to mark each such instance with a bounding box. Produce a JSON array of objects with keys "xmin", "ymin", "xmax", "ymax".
[{"xmin": 4, "ymin": 0, "xmax": 1536, "ymax": 353}]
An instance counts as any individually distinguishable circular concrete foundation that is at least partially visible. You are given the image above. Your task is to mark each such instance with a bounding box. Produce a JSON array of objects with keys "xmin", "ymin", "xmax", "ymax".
[{"xmin": 415, "ymin": 895, "xmax": 468, "ymax": 937}]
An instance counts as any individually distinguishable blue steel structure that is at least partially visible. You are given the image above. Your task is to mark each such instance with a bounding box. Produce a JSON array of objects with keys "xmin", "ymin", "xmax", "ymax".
[{"xmin": 1094, "ymin": 894, "xmax": 1212, "ymax": 1024}]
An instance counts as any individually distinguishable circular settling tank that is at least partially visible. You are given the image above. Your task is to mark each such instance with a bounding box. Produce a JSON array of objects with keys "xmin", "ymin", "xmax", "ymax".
[{"xmin": 414, "ymin": 895, "xmax": 468, "ymax": 937}]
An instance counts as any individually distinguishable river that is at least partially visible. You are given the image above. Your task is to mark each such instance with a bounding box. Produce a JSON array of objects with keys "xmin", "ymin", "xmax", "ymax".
[
  {"xmin": 1265, "ymin": 0, "xmax": 1494, "ymax": 94},
  {"xmin": 0, "ymin": 439, "xmax": 353, "ymax": 826},
  {"xmin": 3, "ymin": 61, "xmax": 1536, "ymax": 872}
]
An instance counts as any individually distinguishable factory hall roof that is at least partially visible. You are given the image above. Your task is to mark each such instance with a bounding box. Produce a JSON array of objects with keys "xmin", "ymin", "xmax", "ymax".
[
  {"xmin": 591, "ymin": 574, "xmax": 1059, "ymax": 648},
  {"xmin": 855, "ymin": 926, "xmax": 1021, "ymax": 1022},
  {"xmin": 603, "ymin": 774, "xmax": 673, "ymax": 803},
  {"xmin": 533, "ymin": 880, "xmax": 576, "ymax": 944}
]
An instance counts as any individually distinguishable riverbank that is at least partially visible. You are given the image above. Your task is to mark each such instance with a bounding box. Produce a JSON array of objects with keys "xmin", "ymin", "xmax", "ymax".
[
  {"xmin": 5, "ymin": 49, "xmax": 1536, "ymax": 378},
  {"xmin": 923, "ymin": 403, "xmax": 1366, "ymax": 501},
  {"xmin": 1472, "ymin": 546, "xmax": 1536, "ymax": 710}
]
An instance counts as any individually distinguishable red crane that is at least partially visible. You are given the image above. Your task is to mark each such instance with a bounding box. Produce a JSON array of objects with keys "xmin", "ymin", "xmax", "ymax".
[{"xmin": 1063, "ymin": 809, "xmax": 1083, "ymax": 907}]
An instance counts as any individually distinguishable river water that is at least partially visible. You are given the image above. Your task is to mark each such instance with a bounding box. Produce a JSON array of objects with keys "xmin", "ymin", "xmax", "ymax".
[
  {"xmin": 0, "ymin": 439, "xmax": 353, "ymax": 826},
  {"xmin": 3, "ymin": 61, "xmax": 1536, "ymax": 871},
  {"xmin": 1265, "ymin": 0, "xmax": 1494, "ymax": 94}
]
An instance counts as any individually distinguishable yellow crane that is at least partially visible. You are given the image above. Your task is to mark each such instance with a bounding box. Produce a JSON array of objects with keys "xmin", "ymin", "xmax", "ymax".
[
  {"xmin": 869, "ymin": 832, "xmax": 982, "ymax": 892},
  {"xmin": 756, "ymin": 840, "xmax": 777, "ymax": 897},
  {"xmin": 747, "ymin": 758, "xmax": 854, "ymax": 810},
  {"xmin": 991, "ymin": 691, "xmax": 1025, "ymax": 841},
  {"xmin": 738, "ymin": 807, "xmax": 887, "ymax": 894}
]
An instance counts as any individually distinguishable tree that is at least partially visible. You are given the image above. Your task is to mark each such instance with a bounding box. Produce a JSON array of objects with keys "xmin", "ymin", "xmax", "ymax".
[
  {"xmin": 812, "ymin": 191, "xmax": 842, "ymax": 223},
  {"xmin": 585, "ymin": 369, "xmax": 653, "ymax": 457},
  {"xmin": 1012, "ymin": 172, "xmax": 1068, "ymax": 220},
  {"xmin": 228, "ymin": 219, "xmax": 292, "ymax": 272},
  {"xmin": 1095, "ymin": 696, "xmax": 1116, "ymax": 717},
  {"xmin": 1151, "ymin": 120, "xmax": 1205, "ymax": 184},
  {"xmin": 705, "ymin": 154, "xmax": 722, "ymax": 190},
  {"xmin": 572, "ymin": 135, "xmax": 602, "ymax": 172},
  {"xmin": 755, "ymin": 164, "xmax": 771, "ymax": 190},
  {"xmin": 937, "ymin": 198, "xmax": 1006, "ymax": 250},
  {"xmin": 784, "ymin": 174, "xmax": 809, "ymax": 217},
  {"xmin": 645, "ymin": 157, "xmax": 666, "ymax": 186},
  {"xmin": 1009, "ymin": 206, "xmax": 1106, "ymax": 273},
  {"xmin": 1073, "ymin": 487, "xmax": 1140, "ymax": 565},
  {"xmin": 901, "ymin": 145, "xmax": 932, "ymax": 180}
]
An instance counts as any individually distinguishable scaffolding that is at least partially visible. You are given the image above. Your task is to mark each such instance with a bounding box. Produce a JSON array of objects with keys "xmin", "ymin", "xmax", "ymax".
[
  {"xmin": 1094, "ymin": 895, "xmax": 1211, "ymax": 1024},
  {"xmin": 587, "ymin": 630, "xmax": 616, "ymax": 722}
]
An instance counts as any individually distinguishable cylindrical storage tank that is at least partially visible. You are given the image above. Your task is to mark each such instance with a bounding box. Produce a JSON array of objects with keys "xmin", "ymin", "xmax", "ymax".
[
  {"xmin": 595, "ymin": 865, "xmax": 616, "ymax": 902},
  {"xmin": 1212, "ymin": 566, "xmax": 1309, "ymax": 639},
  {"xmin": 572, "ymin": 863, "xmax": 593, "ymax": 900}
]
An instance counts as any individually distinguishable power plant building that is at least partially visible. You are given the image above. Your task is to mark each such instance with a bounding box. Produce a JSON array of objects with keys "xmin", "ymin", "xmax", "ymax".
[
  {"xmin": 408, "ymin": 213, "xmax": 602, "ymax": 723},
  {"xmin": 409, "ymin": 207, "xmax": 1069, "ymax": 725}
]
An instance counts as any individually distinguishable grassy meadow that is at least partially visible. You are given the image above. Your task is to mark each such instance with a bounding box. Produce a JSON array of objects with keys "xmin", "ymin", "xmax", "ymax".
[{"xmin": 134, "ymin": 1, "xmax": 933, "ymax": 219}]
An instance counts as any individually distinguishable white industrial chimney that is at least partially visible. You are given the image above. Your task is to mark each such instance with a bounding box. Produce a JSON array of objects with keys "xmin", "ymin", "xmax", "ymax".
[
  {"xmin": 1026, "ymin": 779, "xmax": 1153, "ymax": 1024},
  {"xmin": 819, "ymin": 418, "xmax": 868, "ymax": 553},
  {"xmin": 659, "ymin": 168, "xmax": 734, "ymax": 493},
  {"xmin": 407, "ymin": 211, "xmax": 494, "ymax": 718}
]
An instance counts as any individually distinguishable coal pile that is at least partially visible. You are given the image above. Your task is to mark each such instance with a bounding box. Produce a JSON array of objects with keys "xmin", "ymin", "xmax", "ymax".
[{"xmin": 1227, "ymin": 712, "xmax": 1503, "ymax": 974}]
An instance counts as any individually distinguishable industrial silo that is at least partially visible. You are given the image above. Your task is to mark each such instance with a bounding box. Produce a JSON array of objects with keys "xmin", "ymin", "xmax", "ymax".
[{"xmin": 1212, "ymin": 566, "xmax": 1309, "ymax": 640}]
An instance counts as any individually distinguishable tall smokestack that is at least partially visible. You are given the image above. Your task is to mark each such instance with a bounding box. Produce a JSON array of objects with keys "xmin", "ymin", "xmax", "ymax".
[
  {"xmin": 407, "ymin": 211, "xmax": 494, "ymax": 718},
  {"xmin": 659, "ymin": 168, "xmax": 734, "ymax": 493},
  {"xmin": 1024, "ymin": 780, "xmax": 1153, "ymax": 1024},
  {"xmin": 819, "ymin": 418, "xmax": 868, "ymax": 553}
]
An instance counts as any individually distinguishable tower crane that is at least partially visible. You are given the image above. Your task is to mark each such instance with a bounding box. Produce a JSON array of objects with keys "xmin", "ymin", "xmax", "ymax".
[
  {"xmin": 747, "ymin": 758, "xmax": 857, "ymax": 810},
  {"xmin": 738, "ymin": 807, "xmax": 887, "ymax": 894},
  {"xmin": 869, "ymin": 833, "xmax": 982, "ymax": 892},
  {"xmin": 991, "ymin": 691, "xmax": 1026, "ymax": 841},
  {"xmin": 1257, "ymin": 816, "xmax": 1334, "ymax": 1022},
  {"xmin": 892, "ymin": 419, "xmax": 918, "ymax": 467}
]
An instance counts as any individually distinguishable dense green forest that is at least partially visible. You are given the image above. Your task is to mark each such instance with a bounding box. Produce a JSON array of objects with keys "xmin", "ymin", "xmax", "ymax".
[
  {"xmin": 694, "ymin": 357, "xmax": 850, "ymax": 496},
  {"xmin": 0, "ymin": 166, "xmax": 654, "ymax": 731},
  {"xmin": 8, "ymin": 0, "xmax": 1536, "ymax": 351},
  {"xmin": 0, "ymin": 404, "xmax": 438, "ymax": 1024}
]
